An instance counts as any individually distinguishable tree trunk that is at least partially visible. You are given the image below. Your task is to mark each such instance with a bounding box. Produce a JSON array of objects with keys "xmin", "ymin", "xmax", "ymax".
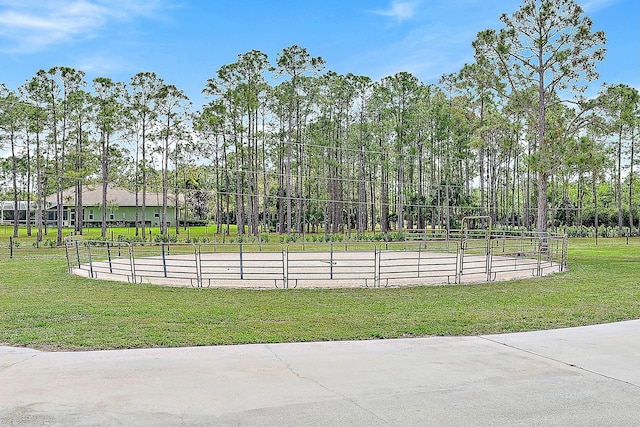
[
  {"xmin": 175, "ymin": 153, "xmax": 180, "ymax": 236},
  {"xmin": 628, "ymin": 127, "xmax": 635, "ymax": 231},
  {"xmin": 101, "ymin": 132, "xmax": 109, "ymax": 238},
  {"xmin": 161, "ymin": 115, "xmax": 170, "ymax": 236},
  {"xmin": 617, "ymin": 124, "xmax": 623, "ymax": 235},
  {"xmin": 26, "ymin": 130, "xmax": 32, "ymax": 237},
  {"xmin": 536, "ymin": 46, "xmax": 548, "ymax": 234},
  {"xmin": 11, "ymin": 129, "xmax": 19, "ymax": 238},
  {"xmin": 141, "ymin": 118, "xmax": 148, "ymax": 240},
  {"xmin": 536, "ymin": 170, "xmax": 549, "ymax": 234},
  {"xmin": 36, "ymin": 130, "xmax": 43, "ymax": 243},
  {"xmin": 593, "ymin": 169, "xmax": 599, "ymax": 239},
  {"xmin": 479, "ymin": 98, "xmax": 486, "ymax": 218}
]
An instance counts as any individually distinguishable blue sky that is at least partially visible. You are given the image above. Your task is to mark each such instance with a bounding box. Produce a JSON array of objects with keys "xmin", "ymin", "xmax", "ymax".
[{"xmin": 0, "ymin": 0, "xmax": 638, "ymax": 108}]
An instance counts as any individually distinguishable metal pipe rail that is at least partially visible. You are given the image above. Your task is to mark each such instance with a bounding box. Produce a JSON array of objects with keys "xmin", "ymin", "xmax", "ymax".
[
  {"xmin": 199, "ymin": 243, "xmax": 285, "ymax": 288},
  {"xmin": 378, "ymin": 241, "xmax": 460, "ymax": 286},
  {"xmin": 64, "ymin": 233, "xmax": 568, "ymax": 289},
  {"xmin": 286, "ymin": 243, "xmax": 377, "ymax": 288}
]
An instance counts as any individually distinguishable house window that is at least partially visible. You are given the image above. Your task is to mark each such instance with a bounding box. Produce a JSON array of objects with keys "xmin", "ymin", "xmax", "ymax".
[
  {"xmin": 109, "ymin": 210, "xmax": 115, "ymax": 220},
  {"xmin": 154, "ymin": 209, "xmax": 159, "ymax": 218},
  {"xmin": 88, "ymin": 209, "xmax": 94, "ymax": 220}
]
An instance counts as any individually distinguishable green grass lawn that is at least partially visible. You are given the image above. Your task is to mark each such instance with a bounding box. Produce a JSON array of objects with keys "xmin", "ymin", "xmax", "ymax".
[
  {"xmin": 0, "ymin": 237, "xmax": 638, "ymax": 351},
  {"xmin": 0, "ymin": 224, "xmax": 227, "ymax": 244}
]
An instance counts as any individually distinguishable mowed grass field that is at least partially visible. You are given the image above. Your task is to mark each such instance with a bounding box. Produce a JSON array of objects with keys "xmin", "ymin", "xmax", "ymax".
[
  {"xmin": 0, "ymin": 224, "xmax": 232, "ymax": 245},
  {"xmin": 0, "ymin": 236, "xmax": 638, "ymax": 351}
]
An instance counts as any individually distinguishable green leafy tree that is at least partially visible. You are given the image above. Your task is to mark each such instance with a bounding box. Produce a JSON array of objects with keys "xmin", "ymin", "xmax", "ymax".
[
  {"xmin": 473, "ymin": 0, "xmax": 606, "ymax": 232},
  {"xmin": 275, "ymin": 45, "xmax": 325, "ymax": 233},
  {"xmin": 381, "ymin": 71, "xmax": 421, "ymax": 232},
  {"xmin": 0, "ymin": 87, "xmax": 28, "ymax": 237},
  {"xmin": 597, "ymin": 84, "xmax": 640, "ymax": 234},
  {"xmin": 66, "ymin": 88, "xmax": 95, "ymax": 235},
  {"xmin": 20, "ymin": 77, "xmax": 50, "ymax": 242},
  {"xmin": 155, "ymin": 83, "xmax": 191, "ymax": 236},
  {"xmin": 127, "ymin": 72, "xmax": 163, "ymax": 238},
  {"xmin": 94, "ymin": 77, "xmax": 125, "ymax": 237},
  {"xmin": 44, "ymin": 67, "xmax": 87, "ymax": 244}
]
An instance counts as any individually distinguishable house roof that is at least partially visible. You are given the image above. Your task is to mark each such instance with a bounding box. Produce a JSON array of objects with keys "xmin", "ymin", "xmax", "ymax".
[{"xmin": 46, "ymin": 185, "xmax": 183, "ymax": 208}]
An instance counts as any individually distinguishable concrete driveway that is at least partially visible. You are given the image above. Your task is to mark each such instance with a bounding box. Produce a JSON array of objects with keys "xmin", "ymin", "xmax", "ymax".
[{"xmin": 1, "ymin": 320, "xmax": 639, "ymax": 426}]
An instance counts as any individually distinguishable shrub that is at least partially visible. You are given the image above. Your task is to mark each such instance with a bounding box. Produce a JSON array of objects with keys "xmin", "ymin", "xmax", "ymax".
[{"xmin": 154, "ymin": 234, "xmax": 178, "ymax": 243}]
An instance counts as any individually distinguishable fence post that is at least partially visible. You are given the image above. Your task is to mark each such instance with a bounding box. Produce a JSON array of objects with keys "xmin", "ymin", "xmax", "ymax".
[
  {"xmin": 456, "ymin": 241, "xmax": 462, "ymax": 285},
  {"xmin": 75, "ymin": 240, "xmax": 81, "ymax": 268},
  {"xmin": 129, "ymin": 244, "xmax": 136, "ymax": 283},
  {"xmin": 239, "ymin": 243, "xmax": 244, "ymax": 280},
  {"xmin": 195, "ymin": 244, "xmax": 202, "ymax": 288},
  {"xmin": 284, "ymin": 244, "xmax": 289, "ymax": 288},
  {"xmin": 330, "ymin": 243, "xmax": 333, "ymax": 279},
  {"xmin": 9, "ymin": 236, "xmax": 13, "ymax": 259},
  {"xmin": 107, "ymin": 242, "xmax": 113, "ymax": 273},
  {"xmin": 375, "ymin": 246, "xmax": 380, "ymax": 288},
  {"xmin": 161, "ymin": 243, "xmax": 167, "ymax": 278},
  {"xmin": 486, "ymin": 238, "xmax": 492, "ymax": 282},
  {"xmin": 537, "ymin": 237, "xmax": 543, "ymax": 277},
  {"xmin": 87, "ymin": 244, "xmax": 94, "ymax": 279},
  {"xmin": 562, "ymin": 235, "xmax": 568, "ymax": 272},
  {"xmin": 457, "ymin": 242, "xmax": 464, "ymax": 283}
]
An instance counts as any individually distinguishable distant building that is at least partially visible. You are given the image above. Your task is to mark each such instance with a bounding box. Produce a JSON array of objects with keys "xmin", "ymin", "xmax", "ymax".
[
  {"xmin": 0, "ymin": 201, "xmax": 37, "ymax": 224},
  {"xmin": 45, "ymin": 185, "xmax": 184, "ymax": 227}
]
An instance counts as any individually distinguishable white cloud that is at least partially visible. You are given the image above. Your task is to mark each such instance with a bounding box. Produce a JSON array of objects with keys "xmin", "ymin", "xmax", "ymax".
[
  {"xmin": 357, "ymin": 4, "xmax": 485, "ymax": 82},
  {"xmin": 372, "ymin": 0, "xmax": 419, "ymax": 23},
  {"xmin": 0, "ymin": 0, "xmax": 167, "ymax": 53},
  {"xmin": 581, "ymin": 0, "xmax": 617, "ymax": 13},
  {"xmin": 76, "ymin": 54, "xmax": 126, "ymax": 75}
]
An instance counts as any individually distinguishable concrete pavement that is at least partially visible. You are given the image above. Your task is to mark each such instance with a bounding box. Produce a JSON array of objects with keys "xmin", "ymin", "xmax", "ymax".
[{"xmin": 1, "ymin": 320, "xmax": 639, "ymax": 426}]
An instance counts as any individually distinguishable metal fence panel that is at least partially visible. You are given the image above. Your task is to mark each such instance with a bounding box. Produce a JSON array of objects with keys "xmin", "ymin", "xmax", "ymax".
[
  {"xmin": 60, "ymin": 232, "xmax": 568, "ymax": 288},
  {"xmin": 129, "ymin": 243, "xmax": 198, "ymax": 284},
  {"xmin": 286, "ymin": 243, "xmax": 377, "ymax": 286},
  {"xmin": 198, "ymin": 243, "xmax": 285, "ymax": 287},
  {"xmin": 378, "ymin": 241, "xmax": 459, "ymax": 285}
]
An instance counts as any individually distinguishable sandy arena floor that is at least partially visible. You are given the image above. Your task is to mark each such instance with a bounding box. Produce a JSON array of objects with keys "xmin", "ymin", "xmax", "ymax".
[{"xmin": 71, "ymin": 250, "xmax": 563, "ymax": 289}]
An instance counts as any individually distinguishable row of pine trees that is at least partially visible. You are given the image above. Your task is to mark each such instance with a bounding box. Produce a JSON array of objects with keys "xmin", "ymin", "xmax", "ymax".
[{"xmin": 1, "ymin": 0, "xmax": 638, "ymax": 244}]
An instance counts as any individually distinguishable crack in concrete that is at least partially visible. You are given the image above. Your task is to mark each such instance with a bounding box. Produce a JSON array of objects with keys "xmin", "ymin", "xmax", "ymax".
[
  {"xmin": 0, "ymin": 353, "xmax": 40, "ymax": 372},
  {"xmin": 265, "ymin": 344, "xmax": 391, "ymax": 425},
  {"xmin": 480, "ymin": 336, "xmax": 640, "ymax": 389}
]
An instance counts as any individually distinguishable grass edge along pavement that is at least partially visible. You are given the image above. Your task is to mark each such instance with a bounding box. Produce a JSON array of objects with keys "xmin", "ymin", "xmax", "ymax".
[{"xmin": 0, "ymin": 237, "xmax": 638, "ymax": 351}]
